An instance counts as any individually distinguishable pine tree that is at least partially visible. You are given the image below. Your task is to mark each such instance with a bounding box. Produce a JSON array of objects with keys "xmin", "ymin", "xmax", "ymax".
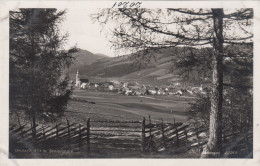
[{"xmin": 9, "ymin": 9, "xmax": 77, "ymax": 124}]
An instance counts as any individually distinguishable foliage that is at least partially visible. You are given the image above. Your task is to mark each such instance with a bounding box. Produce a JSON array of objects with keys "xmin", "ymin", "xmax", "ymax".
[
  {"xmin": 171, "ymin": 47, "xmax": 213, "ymax": 84},
  {"xmin": 188, "ymin": 87, "xmax": 252, "ymax": 134},
  {"xmin": 187, "ymin": 44, "xmax": 253, "ymax": 133},
  {"xmin": 9, "ymin": 9, "xmax": 77, "ymax": 120},
  {"xmin": 187, "ymin": 95, "xmax": 211, "ymax": 127}
]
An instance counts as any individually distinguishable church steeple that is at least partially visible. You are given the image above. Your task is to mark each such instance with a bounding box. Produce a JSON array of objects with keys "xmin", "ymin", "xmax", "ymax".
[{"xmin": 75, "ymin": 69, "xmax": 80, "ymax": 87}]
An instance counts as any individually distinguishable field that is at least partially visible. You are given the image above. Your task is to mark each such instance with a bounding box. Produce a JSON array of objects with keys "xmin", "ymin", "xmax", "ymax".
[
  {"xmin": 9, "ymin": 88, "xmax": 252, "ymax": 158},
  {"xmin": 65, "ymin": 89, "xmax": 195, "ymax": 124},
  {"xmin": 9, "ymin": 89, "xmax": 198, "ymax": 158},
  {"xmin": 61, "ymin": 90, "xmax": 199, "ymax": 157}
]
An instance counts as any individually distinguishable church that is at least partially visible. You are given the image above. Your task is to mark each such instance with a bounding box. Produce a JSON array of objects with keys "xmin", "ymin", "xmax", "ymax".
[{"xmin": 75, "ymin": 70, "xmax": 89, "ymax": 87}]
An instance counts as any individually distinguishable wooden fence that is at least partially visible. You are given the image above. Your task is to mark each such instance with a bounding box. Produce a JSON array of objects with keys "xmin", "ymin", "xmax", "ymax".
[
  {"xmin": 10, "ymin": 118, "xmax": 90, "ymax": 156},
  {"xmin": 141, "ymin": 116, "xmax": 207, "ymax": 153},
  {"xmin": 88, "ymin": 120, "xmax": 142, "ymax": 157},
  {"xmin": 9, "ymin": 115, "xmax": 253, "ymax": 158}
]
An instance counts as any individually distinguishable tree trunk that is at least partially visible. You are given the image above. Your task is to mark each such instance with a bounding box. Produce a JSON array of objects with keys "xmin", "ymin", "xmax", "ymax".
[{"xmin": 202, "ymin": 9, "xmax": 224, "ymax": 158}]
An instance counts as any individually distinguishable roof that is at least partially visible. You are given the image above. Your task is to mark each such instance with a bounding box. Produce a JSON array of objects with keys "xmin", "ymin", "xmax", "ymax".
[
  {"xmin": 80, "ymin": 78, "xmax": 89, "ymax": 82},
  {"xmin": 79, "ymin": 76, "xmax": 89, "ymax": 79}
]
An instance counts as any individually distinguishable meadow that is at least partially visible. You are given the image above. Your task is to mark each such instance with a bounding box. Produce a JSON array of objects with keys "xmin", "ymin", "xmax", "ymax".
[{"xmin": 65, "ymin": 89, "xmax": 195, "ymax": 124}]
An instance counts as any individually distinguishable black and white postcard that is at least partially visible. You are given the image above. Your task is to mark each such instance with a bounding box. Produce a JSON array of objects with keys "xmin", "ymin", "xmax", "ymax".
[{"xmin": 0, "ymin": 0, "xmax": 259, "ymax": 166}]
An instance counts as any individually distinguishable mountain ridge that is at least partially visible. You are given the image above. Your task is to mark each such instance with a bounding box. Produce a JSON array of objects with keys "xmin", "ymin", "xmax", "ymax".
[
  {"xmin": 68, "ymin": 45, "xmax": 252, "ymax": 86},
  {"xmin": 68, "ymin": 48, "xmax": 110, "ymax": 73}
]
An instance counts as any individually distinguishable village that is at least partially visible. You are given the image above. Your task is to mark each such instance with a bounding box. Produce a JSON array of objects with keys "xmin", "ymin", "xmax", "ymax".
[{"xmin": 74, "ymin": 70, "xmax": 211, "ymax": 97}]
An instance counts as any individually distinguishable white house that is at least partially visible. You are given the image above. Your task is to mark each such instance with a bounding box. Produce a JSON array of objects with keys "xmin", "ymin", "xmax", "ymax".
[
  {"xmin": 108, "ymin": 85, "xmax": 114, "ymax": 91},
  {"xmin": 80, "ymin": 83, "xmax": 88, "ymax": 89}
]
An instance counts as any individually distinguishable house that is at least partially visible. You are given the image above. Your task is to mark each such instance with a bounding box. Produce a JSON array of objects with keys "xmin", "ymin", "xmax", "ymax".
[
  {"xmin": 175, "ymin": 90, "xmax": 183, "ymax": 96},
  {"xmin": 164, "ymin": 87, "xmax": 169, "ymax": 92},
  {"xmin": 80, "ymin": 83, "xmax": 88, "ymax": 89},
  {"xmin": 125, "ymin": 89, "xmax": 133, "ymax": 95},
  {"xmin": 135, "ymin": 90, "xmax": 142, "ymax": 96},
  {"xmin": 123, "ymin": 82, "xmax": 128, "ymax": 88},
  {"xmin": 187, "ymin": 90, "xmax": 194, "ymax": 95},
  {"xmin": 108, "ymin": 85, "xmax": 114, "ymax": 91},
  {"xmin": 157, "ymin": 88, "xmax": 161, "ymax": 95},
  {"xmin": 148, "ymin": 89, "xmax": 157, "ymax": 95}
]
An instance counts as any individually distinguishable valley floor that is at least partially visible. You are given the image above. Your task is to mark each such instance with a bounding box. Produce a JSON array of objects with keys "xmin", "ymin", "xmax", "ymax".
[{"xmin": 65, "ymin": 89, "xmax": 195, "ymax": 124}]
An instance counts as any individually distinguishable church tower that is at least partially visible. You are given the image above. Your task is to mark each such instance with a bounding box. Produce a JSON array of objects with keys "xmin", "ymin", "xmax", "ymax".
[{"xmin": 75, "ymin": 70, "xmax": 81, "ymax": 87}]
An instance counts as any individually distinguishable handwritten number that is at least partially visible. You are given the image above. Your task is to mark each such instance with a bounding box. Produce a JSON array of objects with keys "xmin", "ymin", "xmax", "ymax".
[
  {"xmin": 124, "ymin": 2, "xmax": 129, "ymax": 8},
  {"xmin": 130, "ymin": 2, "xmax": 135, "ymax": 7},
  {"xmin": 112, "ymin": 2, "xmax": 117, "ymax": 8},
  {"xmin": 136, "ymin": 2, "xmax": 142, "ymax": 8},
  {"xmin": 112, "ymin": 1, "xmax": 142, "ymax": 8}
]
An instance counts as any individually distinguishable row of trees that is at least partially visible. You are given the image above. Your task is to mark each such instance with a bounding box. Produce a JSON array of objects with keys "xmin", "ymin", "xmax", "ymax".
[
  {"xmin": 10, "ymin": 9, "xmax": 77, "ymax": 127},
  {"xmin": 93, "ymin": 8, "xmax": 253, "ymax": 157}
]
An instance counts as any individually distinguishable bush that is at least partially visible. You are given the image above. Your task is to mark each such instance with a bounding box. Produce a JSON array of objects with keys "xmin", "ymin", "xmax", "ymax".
[
  {"xmin": 187, "ymin": 95, "xmax": 211, "ymax": 129},
  {"xmin": 187, "ymin": 88, "xmax": 253, "ymax": 134}
]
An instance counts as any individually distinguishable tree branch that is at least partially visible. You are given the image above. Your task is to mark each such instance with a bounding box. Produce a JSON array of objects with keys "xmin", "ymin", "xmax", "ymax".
[
  {"xmin": 168, "ymin": 8, "xmax": 212, "ymax": 16},
  {"xmin": 119, "ymin": 9, "xmax": 211, "ymax": 42}
]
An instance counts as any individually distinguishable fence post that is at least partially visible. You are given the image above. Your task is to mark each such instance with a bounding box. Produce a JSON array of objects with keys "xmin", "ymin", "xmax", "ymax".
[
  {"xmin": 149, "ymin": 115, "xmax": 153, "ymax": 152},
  {"xmin": 56, "ymin": 124, "xmax": 59, "ymax": 138},
  {"xmin": 66, "ymin": 119, "xmax": 71, "ymax": 148},
  {"xmin": 18, "ymin": 117, "xmax": 23, "ymax": 135},
  {"xmin": 196, "ymin": 127, "xmax": 200, "ymax": 150},
  {"xmin": 161, "ymin": 119, "xmax": 166, "ymax": 149},
  {"xmin": 30, "ymin": 122, "xmax": 36, "ymax": 144},
  {"xmin": 184, "ymin": 127, "xmax": 188, "ymax": 146},
  {"xmin": 42, "ymin": 125, "xmax": 47, "ymax": 150},
  {"xmin": 79, "ymin": 124, "xmax": 82, "ymax": 150},
  {"xmin": 30, "ymin": 115, "xmax": 37, "ymax": 143},
  {"xmin": 141, "ymin": 117, "xmax": 146, "ymax": 152},
  {"xmin": 56, "ymin": 123, "xmax": 59, "ymax": 148},
  {"xmin": 175, "ymin": 125, "xmax": 179, "ymax": 147},
  {"xmin": 87, "ymin": 118, "xmax": 90, "ymax": 153}
]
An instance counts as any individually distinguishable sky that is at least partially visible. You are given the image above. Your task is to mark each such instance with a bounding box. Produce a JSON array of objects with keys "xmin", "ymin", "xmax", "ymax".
[
  {"xmin": 61, "ymin": 8, "xmax": 115, "ymax": 57},
  {"xmin": 60, "ymin": 8, "xmax": 252, "ymax": 57}
]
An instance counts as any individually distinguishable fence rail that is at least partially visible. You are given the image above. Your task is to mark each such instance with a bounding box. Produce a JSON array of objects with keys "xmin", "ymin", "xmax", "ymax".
[{"xmin": 9, "ymin": 115, "xmax": 253, "ymax": 158}]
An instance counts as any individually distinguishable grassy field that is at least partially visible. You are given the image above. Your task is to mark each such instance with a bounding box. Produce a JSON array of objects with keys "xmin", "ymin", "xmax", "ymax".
[
  {"xmin": 62, "ymin": 90, "xmax": 198, "ymax": 157},
  {"xmin": 65, "ymin": 89, "xmax": 195, "ymax": 124},
  {"xmin": 9, "ymin": 89, "xmax": 200, "ymax": 158}
]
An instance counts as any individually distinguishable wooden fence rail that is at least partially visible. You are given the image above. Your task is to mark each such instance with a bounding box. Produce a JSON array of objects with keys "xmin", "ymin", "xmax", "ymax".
[
  {"xmin": 10, "ymin": 117, "xmax": 91, "ymax": 153},
  {"xmin": 10, "ymin": 115, "xmax": 253, "ymax": 157}
]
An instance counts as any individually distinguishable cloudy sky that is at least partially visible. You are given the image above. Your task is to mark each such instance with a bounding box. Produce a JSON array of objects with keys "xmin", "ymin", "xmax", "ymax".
[{"xmin": 61, "ymin": 8, "xmax": 115, "ymax": 57}]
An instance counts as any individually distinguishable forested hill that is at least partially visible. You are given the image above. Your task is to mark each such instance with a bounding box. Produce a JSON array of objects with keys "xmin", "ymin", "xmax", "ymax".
[
  {"xmin": 68, "ymin": 49, "xmax": 110, "ymax": 74},
  {"xmin": 69, "ymin": 45, "xmax": 252, "ymax": 86},
  {"xmin": 69, "ymin": 47, "xmax": 210, "ymax": 85}
]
